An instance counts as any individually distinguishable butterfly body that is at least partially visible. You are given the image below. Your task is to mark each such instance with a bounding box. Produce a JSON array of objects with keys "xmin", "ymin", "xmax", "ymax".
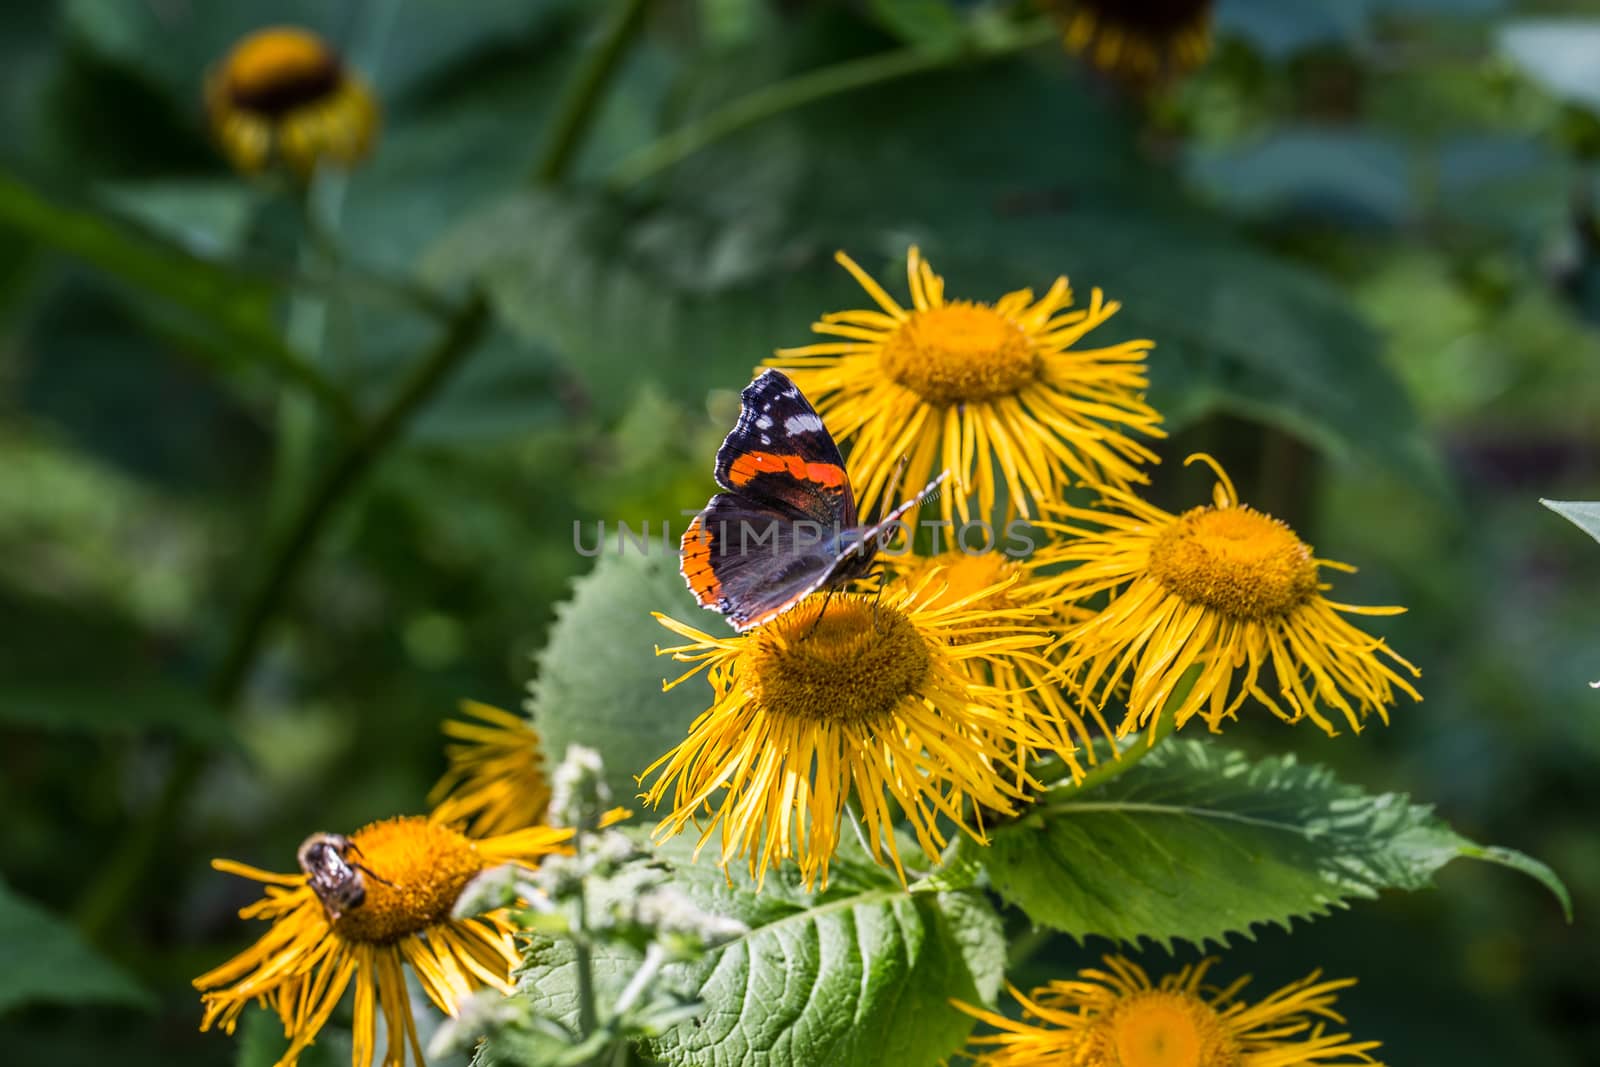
[{"xmin": 681, "ymin": 370, "xmax": 946, "ymax": 631}]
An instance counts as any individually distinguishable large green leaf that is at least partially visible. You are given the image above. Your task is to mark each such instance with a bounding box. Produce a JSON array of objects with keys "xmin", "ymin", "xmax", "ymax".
[
  {"xmin": 1542, "ymin": 499, "xmax": 1600, "ymax": 547},
  {"xmin": 512, "ymin": 836, "xmax": 1003, "ymax": 1067},
  {"xmin": 0, "ymin": 879, "xmax": 152, "ymax": 1012},
  {"xmin": 984, "ymin": 740, "xmax": 1571, "ymax": 949},
  {"xmin": 427, "ymin": 55, "xmax": 1433, "ymax": 484},
  {"xmin": 528, "ymin": 551, "xmax": 713, "ymax": 807},
  {"xmin": 0, "ymin": 171, "xmax": 348, "ymax": 416}
]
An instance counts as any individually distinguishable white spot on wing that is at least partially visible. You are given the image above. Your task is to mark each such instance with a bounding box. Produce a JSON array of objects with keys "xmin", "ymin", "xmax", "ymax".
[
  {"xmin": 755, "ymin": 414, "xmax": 773, "ymax": 429},
  {"xmin": 784, "ymin": 413, "xmax": 824, "ymax": 434}
]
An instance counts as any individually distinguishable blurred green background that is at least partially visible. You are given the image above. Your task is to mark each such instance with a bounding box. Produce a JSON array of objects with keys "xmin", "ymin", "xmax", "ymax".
[{"xmin": 0, "ymin": 0, "xmax": 1596, "ymax": 1064}]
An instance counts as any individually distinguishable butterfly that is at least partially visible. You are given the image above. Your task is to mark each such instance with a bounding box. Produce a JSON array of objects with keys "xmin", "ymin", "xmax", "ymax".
[{"xmin": 680, "ymin": 369, "xmax": 947, "ymax": 632}]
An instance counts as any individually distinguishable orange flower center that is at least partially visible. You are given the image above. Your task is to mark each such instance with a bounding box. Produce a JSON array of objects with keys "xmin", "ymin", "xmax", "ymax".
[
  {"xmin": 880, "ymin": 302, "xmax": 1038, "ymax": 405},
  {"xmin": 220, "ymin": 27, "xmax": 343, "ymax": 116},
  {"xmin": 1147, "ymin": 505, "xmax": 1318, "ymax": 620},
  {"xmin": 1079, "ymin": 991, "xmax": 1239, "ymax": 1067},
  {"xmin": 748, "ymin": 596, "xmax": 930, "ymax": 725},
  {"xmin": 331, "ymin": 817, "xmax": 485, "ymax": 943}
]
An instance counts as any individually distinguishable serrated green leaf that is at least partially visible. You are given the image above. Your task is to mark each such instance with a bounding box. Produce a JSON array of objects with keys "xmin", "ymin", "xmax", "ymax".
[
  {"xmin": 511, "ymin": 837, "xmax": 1002, "ymax": 1067},
  {"xmin": 0, "ymin": 879, "xmax": 152, "ymax": 1012},
  {"xmin": 984, "ymin": 740, "xmax": 1571, "ymax": 949},
  {"xmin": 529, "ymin": 551, "xmax": 711, "ymax": 807},
  {"xmin": 1541, "ymin": 499, "xmax": 1600, "ymax": 546}
]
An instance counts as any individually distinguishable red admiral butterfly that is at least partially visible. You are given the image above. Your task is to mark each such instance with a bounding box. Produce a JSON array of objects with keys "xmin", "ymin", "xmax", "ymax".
[{"xmin": 681, "ymin": 369, "xmax": 947, "ymax": 631}]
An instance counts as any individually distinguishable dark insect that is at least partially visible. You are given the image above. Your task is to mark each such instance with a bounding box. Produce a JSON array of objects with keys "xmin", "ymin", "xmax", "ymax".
[
  {"xmin": 297, "ymin": 832, "xmax": 389, "ymax": 921},
  {"xmin": 681, "ymin": 369, "xmax": 946, "ymax": 632}
]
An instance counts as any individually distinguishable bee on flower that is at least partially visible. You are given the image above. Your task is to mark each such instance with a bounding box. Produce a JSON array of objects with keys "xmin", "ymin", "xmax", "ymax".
[{"xmin": 194, "ymin": 812, "xmax": 577, "ymax": 1067}]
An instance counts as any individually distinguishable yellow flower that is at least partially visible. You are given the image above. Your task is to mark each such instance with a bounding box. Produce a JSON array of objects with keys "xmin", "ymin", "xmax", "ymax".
[
  {"xmin": 1043, "ymin": 0, "xmax": 1216, "ymax": 82},
  {"xmin": 194, "ymin": 815, "xmax": 573, "ymax": 1067},
  {"xmin": 428, "ymin": 700, "xmax": 551, "ymax": 837},
  {"xmin": 882, "ymin": 548, "xmax": 1109, "ymax": 778},
  {"xmin": 1041, "ymin": 455, "xmax": 1420, "ymax": 740},
  {"xmin": 768, "ymin": 246, "xmax": 1163, "ymax": 525},
  {"xmin": 643, "ymin": 575, "xmax": 1068, "ymax": 890},
  {"xmin": 205, "ymin": 26, "xmax": 379, "ymax": 177},
  {"xmin": 955, "ymin": 955, "xmax": 1383, "ymax": 1067}
]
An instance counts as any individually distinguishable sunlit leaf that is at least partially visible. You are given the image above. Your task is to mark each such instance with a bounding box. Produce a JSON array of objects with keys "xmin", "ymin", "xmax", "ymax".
[
  {"xmin": 0, "ymin": 879, "xmax": 152, "ymax": 1012},
  {"xmin": 985, "ymin": 740, "xmax": 1571, "ymax": 948}
]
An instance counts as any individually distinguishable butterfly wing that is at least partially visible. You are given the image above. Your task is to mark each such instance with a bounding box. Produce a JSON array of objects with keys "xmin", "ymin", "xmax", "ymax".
[
  {"xmin": 681, "ymin": 493, "xmax": 845, "ymax": 631},
  {"xmin": 713, "ymin": 369, "xmax": 858, "ymax": 528}
]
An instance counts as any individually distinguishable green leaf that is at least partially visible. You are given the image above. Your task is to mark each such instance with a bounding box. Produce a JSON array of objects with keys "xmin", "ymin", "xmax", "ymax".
[
  {"xmin": 867, "ymin": 0, "xmax": 965, "ymax": 51},
  {"xmin": 429, "ymin": 56, "xmax": 1433, "ymax": 486},
  {"xmin": 1541, "ymin": 499, "xmax": 1600, "ymax": 546},
  {"xmin": 0, "ymin": 879, "xmax": 152, "ymax": 1012},
  {"xmin": 984, "ymin": 740, "xmax": 1571, "ymax": 948},
  {"xmin": 514, "ymin": 837, "xmax": 1003, "ymax": 1067},
  {"xmin": 236, "ymin": 1005, "xmax": 348, "ymax": 1067},
  {"xmin": 528, "ymin": 550, "xmax": 712, "ymax": 807},
  {"xmin": 0, "ymin": 171, "xmax": 350, "ymax": 418},
  {"xmin": 1498, "ymin": 19, "xmax": 1600, "ymax": 114},
  {"xmin": 0, "ymin": 682, "xmax": 236, "ymax": 745}
]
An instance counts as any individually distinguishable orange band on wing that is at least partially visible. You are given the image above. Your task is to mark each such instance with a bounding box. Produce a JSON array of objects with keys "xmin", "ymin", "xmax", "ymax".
[
  {"xmin": 726, "ymin": 451, "xmax": 846, "ymax": 490},
  {"xmin": 679, "ymin": 514, "xmax": 721, "ymax": 606}
]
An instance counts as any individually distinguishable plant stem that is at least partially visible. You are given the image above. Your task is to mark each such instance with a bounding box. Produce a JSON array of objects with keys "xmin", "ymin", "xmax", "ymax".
[
  {"xmin": 608, "ymin": 19, "xmax": 1057, "ymax": 190},
  {"xmin": 571, "ymin": 837, "xmax": 601, "ymax": 1038},
  {"xmin": 533, "ymin": 0, "xmax": 656, "ymax": 184},
  {"xmin": 74, "ymin": 294, "xmax": 491, "ymax": 942}
]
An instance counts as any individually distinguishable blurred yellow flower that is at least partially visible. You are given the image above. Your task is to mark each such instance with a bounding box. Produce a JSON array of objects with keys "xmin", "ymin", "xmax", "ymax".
[
  {"xmin": 428, "ymin": 700, "xmax": 551, "ymax": 837},
  {"xmin": 194, "ymin": 814, "xmax": 573, "ymax": 1067},
  {"xmin": 205, "ymin": 26, "xmax": 379, "ymax": 177},
  {"xmin": 644, "ymin": 575, "xmax": 1069, "ymax": 890},
  {"xmin": 882, "ymin": 548, "xmax": 1106, "ymax": 779},
  {"xmin": 1043, "ymin": 0, "xmax": 1216, "ymax": 82},
  {"xmin": 1041, "ymin": 455, "xmax": 1420, "ymax": 740},
  {"xmin": 955, "ymin": 955, "xmax": 1383, "ymax": 1067},
  {"xmin": 768, "ymin": 246, "xmax": 1162, "ymax": 525}
]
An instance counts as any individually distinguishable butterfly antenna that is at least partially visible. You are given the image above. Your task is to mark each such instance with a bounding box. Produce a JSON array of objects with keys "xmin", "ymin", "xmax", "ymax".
[{"xmin": 876, "ymin": 454, "xmax": 912, "ymax": 523}]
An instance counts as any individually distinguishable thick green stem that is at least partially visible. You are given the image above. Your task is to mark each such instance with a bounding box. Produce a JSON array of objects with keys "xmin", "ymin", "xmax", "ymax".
[
  {"xmin": 534, "ymin": 0, "xmax": 655, "ymax": 184},
  {"xmin": 608, "ymin": 19, "xmax": 1057, "ymax": 190},
  {"xmin": 74, "ymin": 295, "xmax": 491, "ymax": 942}
]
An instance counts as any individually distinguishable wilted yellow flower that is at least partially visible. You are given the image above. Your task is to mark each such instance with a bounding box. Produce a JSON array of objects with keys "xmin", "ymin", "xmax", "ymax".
[
  {"xmin": 428, "ymin": 700, "xmax": 551, "ymax": 837},
  {"xmin": 1041, "ymin": 455, "xmax": 1420, "ymax": 740},
  {"xmin": 194, "ymin": 814, "xmax": 573, "ymax": 1067},
  {"xmin": 644, "ymin": 574, "xmax": 1072, "ymax": 890},
  {"xmin": 1043, "ymin": 0, "xmax": 1216, "ymax": 81},
  {"xmin": 883, "ymin": 548, "xmax": 1107, "ymax": 778},
  {"xmin": 205, "ymin": 26, "xmax": 379, "ymax": 176},
  {"xmin": 955, "ymin": 955, "xmax": 1383, "ymax": 1066},
  {"xmin": 768, "ymin": 246, "xmax": 1162, "ymax": 525}
]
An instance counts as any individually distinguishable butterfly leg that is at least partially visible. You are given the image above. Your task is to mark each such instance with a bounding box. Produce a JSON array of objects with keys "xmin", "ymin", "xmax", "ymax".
[{"xmin": 802, "ymin": 587, "xmax": 837, "ymax": 639}]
